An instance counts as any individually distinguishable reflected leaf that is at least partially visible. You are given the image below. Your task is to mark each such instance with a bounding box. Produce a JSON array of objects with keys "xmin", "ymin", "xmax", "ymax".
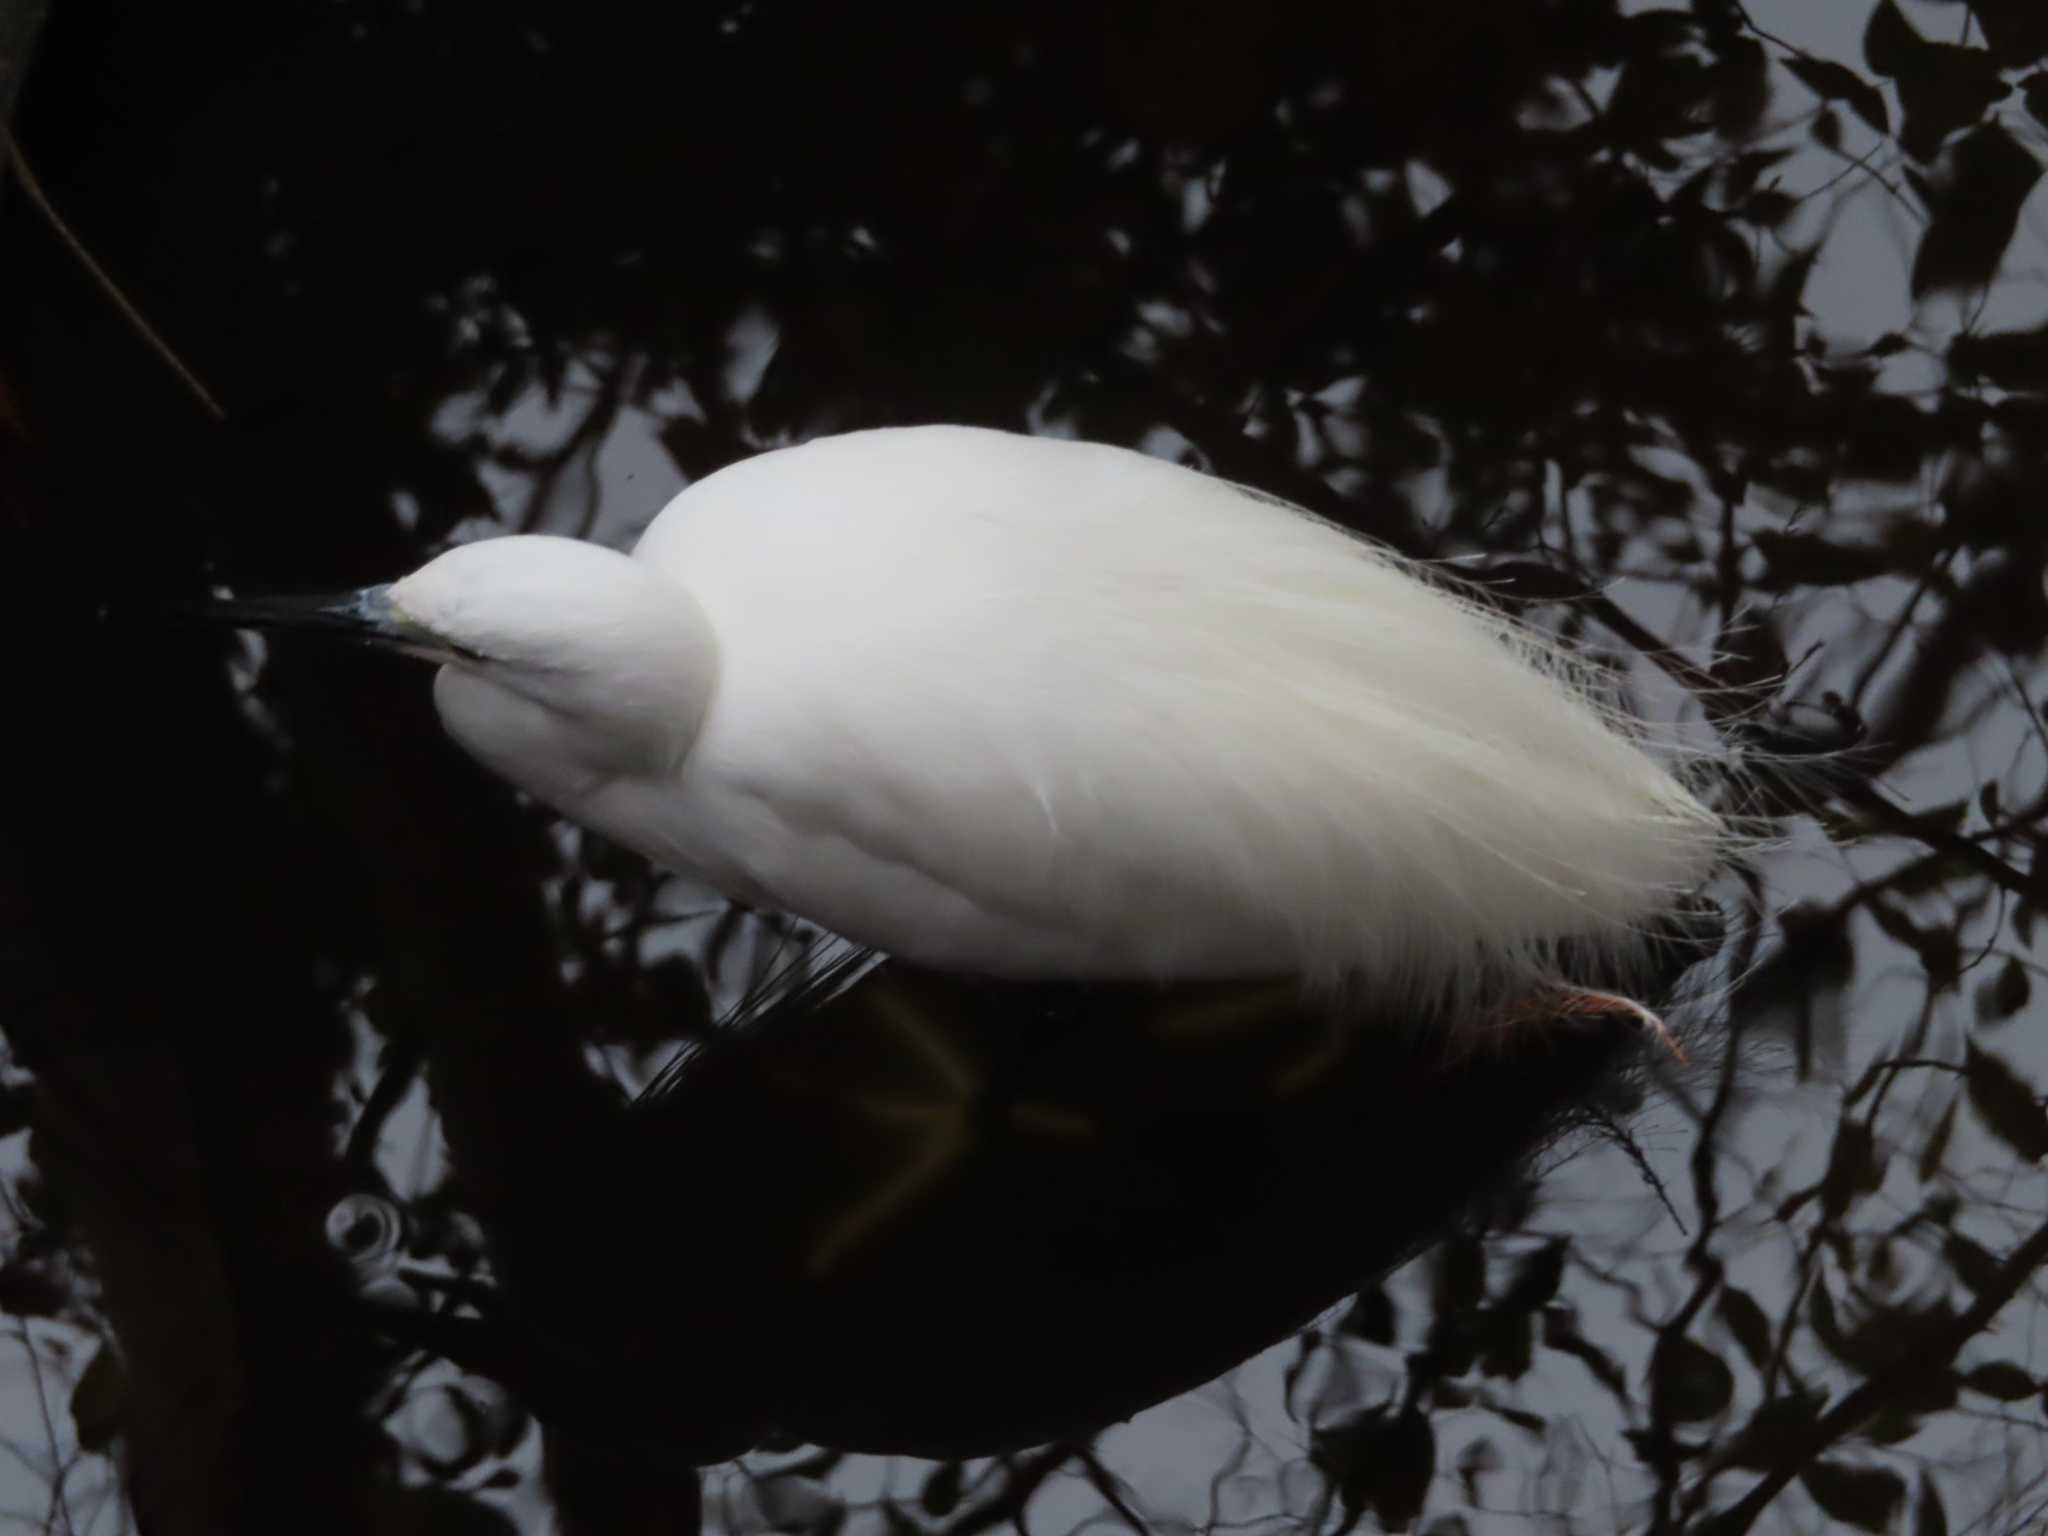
[
  {"xmin": 1712, "ymin": 38, "xmax": 1771, "ymax": 137},
  {"xmin": 1868, "ymin": 899, "xmax": 1961, "ymax": 990},
  {"xmin": 1808, "ymin": 1278, "xmax": 1846, "ymax": 1358},
  {"xmin": 1863, "ymin": 1397, "xmax": 1930, "ymax": 1444},
  {"xmin": 1945, "ymin": 1230, "xmax": 2006, "ymax": 1295},
  {"xmin": 69, "ymin": 1341, "xmax": 123, "ymax": 1453},
  {"xmin": 1750, "ymin": 529, "xmax": 1922, "ymax": 589},
  {"xmin": 1498, "ymin": 1240, "xmax": 1565, "ymax": 1315},
  {"xmin": 1966, "ymin": 1, "xmax": 2048, "ymax": 67},
  {"xmin": 1910, "ymin": 124, "xmax": 2042, "ymax": 295},
  {"xmin": 1476, "ymin": 1308, "xmax": 1534, "ymax": 1382},
  {"xmin": 1541, "ymin": 1310, "xmax": 1628, "ymax": 1400},
  {"xmin": 1917, "ymin": 1097, "xmax": 1957, "ymax": 1182},
  {"xmin": 1819, "ymin": 1292, "xmax": 1961, "ymax": 1384},
  {"xmin": 919, "ymin": 1462, "xmax": 963, "ymax": 1517},
  {"xmin": 1960, "ymin": 1360, "xmax": 2037, "ymax": 1401},
  {"xmin": 0, "ymin": 1261, "xmax": 65, "ymax": 1318},
  {"xmin": 1951, "ymin": 321, "xmax": 2048, "ymax": 389},
  {"xmin": 1739, "ymin": 189, "xmax": 1797, "ymax": 228},
  {"xmin": 1963, "ymin": 1043, "xmax": 2048, "ymax": 1163},
  {"xmin": 1862, "ymin": 0, "xmax": 1918, "ymax": 75},
  {"xmin": 1800, "ymin": 1460, "xmax": 1906, "ymax": 1532},
  {"xmin": 1972, "ymin": 957, "xmax": 2030, "ymax": 1024},
  {"xmin": 0, "ymin": 1083, "xmax": 31, "ymax": 1140},
  {"xmin": 1437, "ymin": 1235, "xmax": 1486, "ymax": 1315},
  {"xmin": 1724, "ymin": 1392, "xmax": 1822, "ymax": 1469},
  {"xmin": 1820, "ymin": 1120, "xmax": 1884, "ymax": 1219},
  {"xmin": 1783, "ymin": 55, "xmax": 1889, "ymax": 137},
  {"xmin": 1729, "ymin": 906, "xmax": 1854, "ymax": 1075},
  {"xmin": 1717, "ymin": 146, "xmax": 1794, "ymax": 208},
  {"xmin": 1341, "ymin": 1286, "xmax": 1396, "ymax": 1346},
  {"xmin": 1650, "ymin": 1333, "xmax": 1734, "ymax": 1422},
  {"xmin": 1866, "ymin": 0, "xmax": 2011, "ymax": 161},
  {"xmin": 1310, "ymin": 1404, "xmax": 1434, "ymax": 1533},
  {"xmin": 1915, "ymin": 1473, "xmax": 1949, "ymax": 1536},
  {"xmin": 1717, "ymin": 1287, "xmax": 1773, "ymax": 1372}
]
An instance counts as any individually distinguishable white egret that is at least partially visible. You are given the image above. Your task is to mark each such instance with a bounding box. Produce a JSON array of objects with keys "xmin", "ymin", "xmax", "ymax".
[{"xmin": 225, "ymin": 426, "xmax": 1727, "ymax": 1031}]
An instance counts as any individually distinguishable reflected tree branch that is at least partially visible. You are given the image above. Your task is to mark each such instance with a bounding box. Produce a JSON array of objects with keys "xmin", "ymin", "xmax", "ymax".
[{"xmin": 1694, "ymin": 1215, "xmax": 2048, "ymax": 1534}]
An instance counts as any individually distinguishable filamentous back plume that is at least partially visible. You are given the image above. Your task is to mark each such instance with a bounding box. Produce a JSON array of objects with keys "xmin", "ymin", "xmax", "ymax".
[{"xmin": 211, "ymin": 425, "xmax": 1737, "ymax": 1033}]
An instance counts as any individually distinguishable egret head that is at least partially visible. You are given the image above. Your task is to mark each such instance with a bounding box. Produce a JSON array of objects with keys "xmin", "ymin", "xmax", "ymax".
[
  {"xmin": 385, "ymin": 535, "xmax": 697, "ymax": 674},
  {"xmin": 215, "ymin": 534, "xmax": 719, "ymax": 798},
  {"xmin": 388, "ymin": 535, "xmax": 720, "ymax": 791}
]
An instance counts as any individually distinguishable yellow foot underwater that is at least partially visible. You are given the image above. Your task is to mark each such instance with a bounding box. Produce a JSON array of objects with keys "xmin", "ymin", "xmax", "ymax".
[
  {"xmin": 1139, "ymin": 981, "xmax": 1354, "ymax": 1103},
  {"xmin": 807, "ymin": 992, "xmax": 1095, "ymax": 1277}
]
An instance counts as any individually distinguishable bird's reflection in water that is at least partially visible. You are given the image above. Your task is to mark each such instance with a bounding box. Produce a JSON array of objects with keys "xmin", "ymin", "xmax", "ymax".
[{"xmin": 361, "ymin": 936, "xmax": 1710, "ymax": 1468}]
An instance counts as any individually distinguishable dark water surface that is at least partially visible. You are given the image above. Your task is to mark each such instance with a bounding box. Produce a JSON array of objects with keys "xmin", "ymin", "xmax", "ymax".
[{"xmin": 4, "ymin": 2, "xmax": 2048, "ymax": 1531}]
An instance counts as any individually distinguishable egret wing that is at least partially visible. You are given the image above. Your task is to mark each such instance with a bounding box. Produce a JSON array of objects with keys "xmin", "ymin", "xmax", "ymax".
[{"xmin": 630, "ymin": 428, "xmax": 1717, "ymax": 1000}]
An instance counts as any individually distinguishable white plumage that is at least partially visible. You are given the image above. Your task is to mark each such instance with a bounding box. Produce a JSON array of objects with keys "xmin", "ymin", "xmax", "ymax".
[{"xmin": 380, "ymin": 426, "xmax": 1723, "ymax": 1016}]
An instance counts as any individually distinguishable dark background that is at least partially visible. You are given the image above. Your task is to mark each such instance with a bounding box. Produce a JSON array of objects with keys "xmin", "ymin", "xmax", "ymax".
[{"xmin": 3, "ymin": 0, "xmax": 2048, "ymax": 1531}]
